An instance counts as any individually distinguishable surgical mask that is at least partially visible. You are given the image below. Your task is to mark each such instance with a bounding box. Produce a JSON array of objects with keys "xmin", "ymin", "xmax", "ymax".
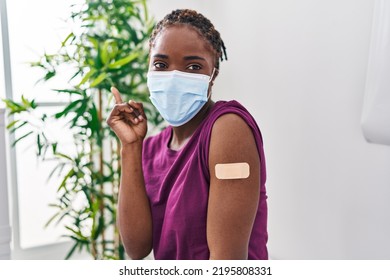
[{"xmin": 147, "ymin": 69, "xmax": 215, "ymax": 127}]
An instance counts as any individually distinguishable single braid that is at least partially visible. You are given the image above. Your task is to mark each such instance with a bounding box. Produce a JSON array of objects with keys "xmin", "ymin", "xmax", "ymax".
[{"xmin": 149, "ymin": 9, "xmax": 228, "ymax": 69}]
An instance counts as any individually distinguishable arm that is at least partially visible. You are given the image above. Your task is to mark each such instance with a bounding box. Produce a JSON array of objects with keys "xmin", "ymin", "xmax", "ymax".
[
  {"xmin": 117, "ymin": 142, "xmax": 152, "ymax": 259},
  {"xmin": 106, "ymin": 87, "xmax": 152, "ymax": 259},
  {"xmin": 207, "ymin": 113, "xmax": 260, "ymax": 260}
]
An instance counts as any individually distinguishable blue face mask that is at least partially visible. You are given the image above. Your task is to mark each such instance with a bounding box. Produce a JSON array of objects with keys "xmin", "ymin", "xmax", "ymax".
[{"xmin": 147, "ymin": 70, "xmax": 215, "ymax": 127}]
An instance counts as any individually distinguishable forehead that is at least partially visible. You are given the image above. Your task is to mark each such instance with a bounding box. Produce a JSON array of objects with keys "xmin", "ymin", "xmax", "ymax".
[{"xmin": 150, "ymin": 24, "xmax": 215, "ymax": 60}]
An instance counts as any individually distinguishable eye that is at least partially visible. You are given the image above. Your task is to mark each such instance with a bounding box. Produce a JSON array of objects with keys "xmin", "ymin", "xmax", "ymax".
[
  {"xmin": 153, "ymin": 62, "xmax": 167, "ymax": 70},
  {"xmin": 187, "ymin": 64, "xmax": 202, "ymax": 71}
]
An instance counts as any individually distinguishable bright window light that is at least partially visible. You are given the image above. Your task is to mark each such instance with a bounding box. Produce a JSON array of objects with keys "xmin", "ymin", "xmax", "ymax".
[{"xmin": 6, "ymin": 0, "xmax": 82, "ymax": 250}]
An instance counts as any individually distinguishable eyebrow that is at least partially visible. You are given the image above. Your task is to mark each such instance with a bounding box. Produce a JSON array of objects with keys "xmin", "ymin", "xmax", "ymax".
[
  {"xmin": 183, "ymin": 55, "xmax": 206, "ymax": 61},
  {"xmin": 153, "ymin": 54, "xmax": 169, "ymax": 59},
  {"xmin": 152, "ymin": 54, "xmax": 206, "ymax": 61}
]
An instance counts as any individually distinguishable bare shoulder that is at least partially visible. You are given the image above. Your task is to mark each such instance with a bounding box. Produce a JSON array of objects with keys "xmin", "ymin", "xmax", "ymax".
[
  {"xmin": 212, "ymin": 112, "xmax": 249, "ymax": 131},
  {"xmin": 209, "ymin": 113, "xmax": 258, "ymax": 164}
]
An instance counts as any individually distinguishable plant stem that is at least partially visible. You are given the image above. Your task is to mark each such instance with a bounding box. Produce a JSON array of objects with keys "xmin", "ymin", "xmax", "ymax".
[
  {"xmin": 90, "ymin": 140, "xmax": 98, "ymax": 259},
  {"xmin": 98, "ymin": 88, "xmax": 106, "ymax": 257}
]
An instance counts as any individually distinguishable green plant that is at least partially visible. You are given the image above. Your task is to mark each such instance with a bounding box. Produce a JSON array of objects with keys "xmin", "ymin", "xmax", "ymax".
[{"xmin": 3, "ymin": 0, "xmax": 163, "ymax": 260}]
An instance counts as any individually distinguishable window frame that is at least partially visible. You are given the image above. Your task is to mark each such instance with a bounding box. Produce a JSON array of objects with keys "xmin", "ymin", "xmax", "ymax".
[{"xmin": 0, "ymin": 0, "xmax": 87, "ymax": 260}]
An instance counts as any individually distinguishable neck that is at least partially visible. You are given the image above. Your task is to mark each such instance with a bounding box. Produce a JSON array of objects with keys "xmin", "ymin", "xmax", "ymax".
[{"xmin": 169, "ymin": 100, "xmax": 215, "ymax": 150}]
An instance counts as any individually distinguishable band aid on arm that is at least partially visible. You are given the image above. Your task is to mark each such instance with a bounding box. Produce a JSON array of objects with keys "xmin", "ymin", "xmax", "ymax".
[{"xmin": 215, "ymin": 162, "xmax": 250, "ymax": 180}]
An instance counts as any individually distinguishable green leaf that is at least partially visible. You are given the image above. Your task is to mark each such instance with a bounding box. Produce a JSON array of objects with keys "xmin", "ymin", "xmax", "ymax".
[
  {"xmin": 87, "ymin": 36, "xmax": 99, "ymax": 49},
  {"xmin": 57, "ymin": 168, "xmax": 75, "ymax": 191},
  {"xmin": 55, "ymin": 152, "xmax": 73, "ymax": 161},
  {"xmin": 2, "ymin": 99, "xmax": 26, "ymax": 114},
  {"xmin": 6, "ymin": 119, "xmax": 19, "ymax": 130},
  {"xmin": 90, "ymin": 72, "xmax": 107, "ymax": 87},
  {"xmin": 78, "ymin": 68, "xmax": 97, "ymax": 87},
  {"xmin": 65, "ymin": 226, "xmax": 85, "ymax": 239},
  {"xmin": 48, "ymin": 162, "xmax": 66, "ymax": 181},
  {"xmin": 43, "ymin": 70, "xmax": 56, "ymax": 81},
  {"xmin": 68, "ymin": 69, "xmax": 82, "ymax": 83},
  {"xmin": 107, "ymin": 52, "xmax": 139, "ymax": 69},
  {"xmin": 51, "ymin": 142, "xmax": 58, "ymax": 154},
  {"xmin": 53, "ymin": 89, "xmax": 83, "ymax": 96},
  {"xmin": 44, "ymin": 212, "xmax": 61, "ymax": 228},
  {"xmin": 54, "ymin": 99, "xmax": 82, "ymax": 119},
  {"xmin": 141, "ymin": 0, "xmax": 148, "ymax": 21},
  {"xmin": 65, "ymin": 241, "xmax": 79, "ymax": 260},
  {"xmin": 9, "ymin": 121, "xmax": 28, "ymax": 134},
  {"xmin": 88, "ymin": 103, "xmax": 101, "ymax": 143},
  {"xmin": 92, "ymin": 214, "xmax": 105, "ymax": 240},
  {"xmin": 61, "ymin": 32, "xmax": 75, "ymax": 47},
  {"xmin": 37, "ymin": 134, "xmax": 42, "ymax": 156},
  {"xmin": 100, "ymin": 42, "xmax": 109, "ymax": 65},
  {"xmin": 21, "ymin": 95, "xmax": 29, "ymax": 108},
  {"xmin": 12, "ymin": 131, "xmax": 33, "ymax": 147}
]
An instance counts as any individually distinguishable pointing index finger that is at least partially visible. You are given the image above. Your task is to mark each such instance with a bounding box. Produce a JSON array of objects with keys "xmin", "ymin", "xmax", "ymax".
[{"xmin": 111, "ymin": 86, "xmax": 123, "ymax": 104}]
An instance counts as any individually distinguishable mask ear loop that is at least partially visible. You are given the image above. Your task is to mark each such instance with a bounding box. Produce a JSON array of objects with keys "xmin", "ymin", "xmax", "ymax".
[
  {"xmin": 207, "ymin": 67, "xmax": 218, "ymax": 99},
  {"xmin": 209, "ymin": 67, "xmax": 218, "ymax": 82}
]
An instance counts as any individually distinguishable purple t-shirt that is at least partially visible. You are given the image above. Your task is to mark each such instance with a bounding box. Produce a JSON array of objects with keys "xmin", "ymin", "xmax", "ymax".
[{"xmin": 142, "ymin": 100, "xmax": 268, "ymax": 260}]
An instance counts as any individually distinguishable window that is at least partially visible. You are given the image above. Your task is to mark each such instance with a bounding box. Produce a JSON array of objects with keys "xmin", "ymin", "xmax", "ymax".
[{"xmin": 2, "ymin": 0, "xmax": 86, "ymax": 259}]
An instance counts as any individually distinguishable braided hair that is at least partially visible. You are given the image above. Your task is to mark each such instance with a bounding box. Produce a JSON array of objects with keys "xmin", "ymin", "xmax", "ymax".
[{"xmin": 149, "ymin": 9, "xmax": 228, "ymax": 69}]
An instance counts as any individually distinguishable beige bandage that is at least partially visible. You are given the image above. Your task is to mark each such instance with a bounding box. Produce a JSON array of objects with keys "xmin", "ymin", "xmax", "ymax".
[{"xmin": 215, "ymin": 162, "xmax": 250, "ymax": 180}]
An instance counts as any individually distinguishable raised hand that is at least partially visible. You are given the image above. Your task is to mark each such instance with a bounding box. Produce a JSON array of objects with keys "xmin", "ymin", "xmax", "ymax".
[{"xmin": 106, "ymin": 87, "xmax": 147, "ymax": 145}]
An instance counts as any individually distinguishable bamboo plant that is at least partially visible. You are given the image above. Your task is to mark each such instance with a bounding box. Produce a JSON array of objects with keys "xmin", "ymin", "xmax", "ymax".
[{"xmin": 3, "ymin": 0, "xmax": 163, "ymax": 260}]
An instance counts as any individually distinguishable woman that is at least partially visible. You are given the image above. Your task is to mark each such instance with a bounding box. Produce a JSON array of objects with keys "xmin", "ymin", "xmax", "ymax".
[{"xmin": 107, "ymin": 9, "xmax": 268, "ymax": 260}]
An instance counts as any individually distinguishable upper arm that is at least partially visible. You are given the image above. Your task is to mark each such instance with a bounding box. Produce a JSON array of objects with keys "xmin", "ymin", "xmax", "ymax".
[{"xmin": 207, "ymin": 113, "xmax": 260, "ymax": 260}]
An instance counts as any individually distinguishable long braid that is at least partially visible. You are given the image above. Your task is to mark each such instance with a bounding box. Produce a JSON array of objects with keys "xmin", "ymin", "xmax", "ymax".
[{"xmin": 149, "ymin": 9, "xmax": 228, "ymax": 69}]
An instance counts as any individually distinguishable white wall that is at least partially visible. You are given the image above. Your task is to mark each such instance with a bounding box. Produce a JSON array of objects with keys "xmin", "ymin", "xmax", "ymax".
[{"xmin": 149, "ymin": 0, "xmax": 390, "ymax": 259}]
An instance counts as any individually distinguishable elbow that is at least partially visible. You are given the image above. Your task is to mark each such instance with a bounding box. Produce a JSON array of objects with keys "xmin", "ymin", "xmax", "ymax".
[
  {"xmin": 117, "ymin": 215, "xmax": 153, "ymax": 259},
  {"xmin": 124, "ymin": 242, "xmax": 152, "ymax": 260},
  {"xmin": 119, "ymin": 226, "xmax": 152, "ymax": 260}
]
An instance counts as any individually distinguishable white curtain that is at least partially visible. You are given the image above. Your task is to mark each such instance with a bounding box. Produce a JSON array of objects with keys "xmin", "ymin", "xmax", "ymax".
[{"xmin": 362, "ymin": 0, "xmax": 390, "ymax": 146}]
